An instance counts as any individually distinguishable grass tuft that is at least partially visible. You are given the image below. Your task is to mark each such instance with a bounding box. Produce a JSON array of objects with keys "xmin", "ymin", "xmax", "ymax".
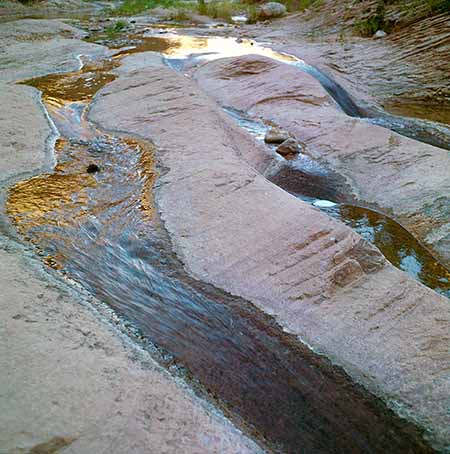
[
  {"xmin": 204, "ymin": 0, "xmax": 236, "ymax": 22},
  {"xmin": 115, "ymin": 0, "xmax": 193, "ymax": 15}
]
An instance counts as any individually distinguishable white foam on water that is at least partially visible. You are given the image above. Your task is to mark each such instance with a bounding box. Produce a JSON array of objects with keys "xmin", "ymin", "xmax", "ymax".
[{"xmin": 312, "ymin": 199, "xmax": 337, "ymax": 208}]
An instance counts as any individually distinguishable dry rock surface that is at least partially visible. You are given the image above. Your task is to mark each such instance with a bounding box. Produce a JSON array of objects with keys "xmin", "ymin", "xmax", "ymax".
[
  {"xmin": 90, "ymin": 52, "xmax": 450, "ymax": 451},
  {"xmin": 0, "ymin": 20, "xmax": 110, "ymax": 83},
  {"xmin": 258, "ymin": 2, "xmax": 286, "ymax": 20},
  {"xmin": 0, "ymin": 0, "xmax": 112, "ymax": 19},
  {"xmin": 0, "ymin": 82, "xmax": 54, "ymax": 184}
]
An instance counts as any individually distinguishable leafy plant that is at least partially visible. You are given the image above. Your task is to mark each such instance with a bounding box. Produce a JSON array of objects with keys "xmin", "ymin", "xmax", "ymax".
[
  {"xmin": 114, "ymin": 20, "xmax": 127, "ymax": 30},
  {"xmin": 246, "ymin": 3, "xmax": 258, "ymax": 22},
  {"xmin": 104, "ymin": 20, "xmax": 128, "ymax": 37}
]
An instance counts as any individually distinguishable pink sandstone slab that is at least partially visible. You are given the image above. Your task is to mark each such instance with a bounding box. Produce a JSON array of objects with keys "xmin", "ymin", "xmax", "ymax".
[{"xmin": 90, "ymin": 54, "xmax": 450, "ymax": 451}]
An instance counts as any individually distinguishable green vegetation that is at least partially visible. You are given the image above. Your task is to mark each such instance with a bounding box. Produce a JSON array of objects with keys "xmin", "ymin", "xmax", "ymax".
[
  {"xmin": 424, "ymin": 0, "xmax": 450, "ymax": 12},
  {"xmin": 246, "ymin": 4, "xmax": 258, "ymax": 22},
  {"xmin": 113, "ymin": 19, "xmax": 127, "ymax": 30},
  {"xmin": 355, "ymin": 0, "xmax": 386, "ymax": 36},
  {"xmin": 352, "ymin": 0, "xmax": 449, "ymax": 36},
  {"xmin": 104, "ymin": 19, "xmax": 128, "ymax": 37},
  {"xmin": 115, "ymin": 0, "xmax": 245, "ymax": 22},
  {"xmin": 204, "ymin": 0, "xmax": 237, "ymax": 21},
  {"xmin": 115, "ymin": 0, "xmax": 194, "ymax": 15}
]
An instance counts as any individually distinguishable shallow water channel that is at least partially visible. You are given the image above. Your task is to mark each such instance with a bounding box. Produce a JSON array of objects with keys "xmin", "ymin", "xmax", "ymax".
[{"xmin": 6, "ymin": 33, "xmax": 443, "ymax": 453}]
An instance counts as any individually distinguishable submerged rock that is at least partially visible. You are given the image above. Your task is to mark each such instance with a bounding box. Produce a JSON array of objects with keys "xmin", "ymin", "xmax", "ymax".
[
  {"xmin": 264, "ymin": 127, "xmax": 289, "ymax": 144},
  {"xmin": 86, "ymin": 163, "xmax": 100, "ymax": 173},
  {"xmin": 258, "ymin": 2, "xmax": 286, "ymax": 20}
]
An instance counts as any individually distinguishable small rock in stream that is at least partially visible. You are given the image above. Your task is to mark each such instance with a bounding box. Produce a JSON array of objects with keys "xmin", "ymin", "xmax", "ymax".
[
  {"xmin": 86, "ymin": 164, "xmax": 100, "ymax": 174},
  {"xmin": 264, "ymin": 127, "xmax": 290, "ymax": 144},
  {"xmin": 276, "ymin": 138, "xmax": 302, "ymax": 157}
]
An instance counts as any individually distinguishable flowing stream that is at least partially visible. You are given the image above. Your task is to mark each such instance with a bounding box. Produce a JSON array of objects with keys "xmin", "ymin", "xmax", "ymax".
[{"xmin": 5, "ymin": 31, "xmax": 445, "ymax": 454}]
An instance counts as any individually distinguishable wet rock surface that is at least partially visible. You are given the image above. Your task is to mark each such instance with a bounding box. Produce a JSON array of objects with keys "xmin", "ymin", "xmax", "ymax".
[
  {"xmin": 86, "ymin": 163, "xmax": 100, "ymax": 173},
  {"xmin": 0, "ymin": 244, "xmax": 260, "ymax": 454},
  {"xmin": 264, "ymin": 126, "xmax": 290, "ymax": 143},
  {"xmin": 91, "ymin": 54, "xmax": 450, "ymax": 451}
]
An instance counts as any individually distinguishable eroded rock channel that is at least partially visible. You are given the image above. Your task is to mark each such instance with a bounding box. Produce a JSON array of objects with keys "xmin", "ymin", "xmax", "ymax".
[{"xmin": 6, "ymin": 29, "xmax": 450, "ymax": 453}]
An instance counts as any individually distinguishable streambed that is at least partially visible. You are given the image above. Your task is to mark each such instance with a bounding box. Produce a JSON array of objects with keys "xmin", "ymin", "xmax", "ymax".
[{"xmin": 5, "ymin": 29, "xmax": 446, "ymax": 454}]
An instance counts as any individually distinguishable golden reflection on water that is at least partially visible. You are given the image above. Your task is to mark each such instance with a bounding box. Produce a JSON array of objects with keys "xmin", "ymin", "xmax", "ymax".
[
  {"xmin": 158, "ymin": 35, "xmax": 298, "ymax": 62},
  {"xmin": 7, "ymin": 138, "xmax": 96, "ymax": 233},
  {"xmin": 383, "ymin": 99, "xmax": 450, "ymax": 127},
  {"xmin": 7, "ymin": 138, "xmax": 95, "ymax": 260},
  {"xmin": 7, "ymin": 135, "xmax": 156, "ymax": 268},
  {"xmin": 135, "ymin": 138, "xmax": 157, "ymax": 221},
  {"xmin": 8, "ymin": 57, "xmax": 156, "ymax": 270},
  {"xmin": 25, "ymin": 62, "xmax": 118, "ymax": 104},
  {"xmin": 113, "ymin": 34, "xmax": 299, "ymax": 64}
]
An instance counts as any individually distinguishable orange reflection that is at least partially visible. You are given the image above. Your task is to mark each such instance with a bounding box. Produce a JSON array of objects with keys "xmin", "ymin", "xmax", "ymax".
[{"xmin": 7, "ymin": 138, "xmax": 98, "ymax": 236}]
